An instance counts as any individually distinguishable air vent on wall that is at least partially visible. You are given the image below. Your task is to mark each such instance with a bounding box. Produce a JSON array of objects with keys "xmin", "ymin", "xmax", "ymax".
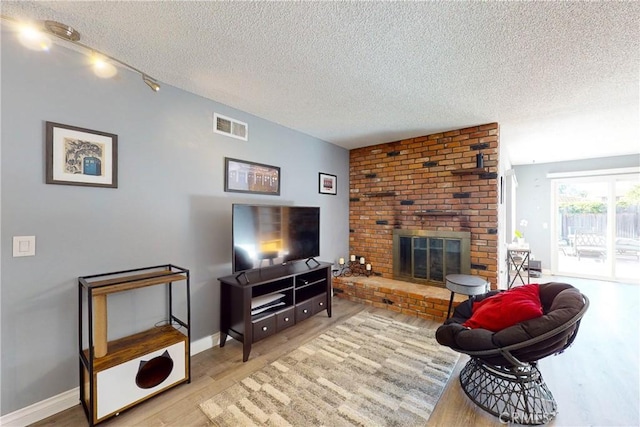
[{"xmin": 214, "ymin": 113, "xmax": 248, "ymax": 141}]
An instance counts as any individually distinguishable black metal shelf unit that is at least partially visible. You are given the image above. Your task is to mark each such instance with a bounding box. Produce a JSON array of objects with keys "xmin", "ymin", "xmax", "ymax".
[{"xmin": 78, "ymin": 264, "xmax": 191, "ymax": 426}]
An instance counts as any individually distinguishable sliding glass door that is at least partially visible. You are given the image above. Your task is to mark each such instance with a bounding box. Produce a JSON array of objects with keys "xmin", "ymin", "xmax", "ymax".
[
  {"xmin": 553, "ymin": 173, "xmax": 640, "ymax": 281},
  {"xmin": 614, "ymin": 177, "xmax": 640, "ymax": 280}
]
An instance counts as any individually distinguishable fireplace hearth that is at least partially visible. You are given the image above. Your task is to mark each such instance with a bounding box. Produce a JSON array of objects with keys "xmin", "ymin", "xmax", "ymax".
[{"xmin": 393, "ymin": 230, "xmax": 471, "ymax": 287}]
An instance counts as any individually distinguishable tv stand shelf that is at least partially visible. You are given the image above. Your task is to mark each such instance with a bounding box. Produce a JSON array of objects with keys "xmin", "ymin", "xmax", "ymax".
[{"xmin": 218, "ymin": 261, "xmax": 332, "ymax": 362}]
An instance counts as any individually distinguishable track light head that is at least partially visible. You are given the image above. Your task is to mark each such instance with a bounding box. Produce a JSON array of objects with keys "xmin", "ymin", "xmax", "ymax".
[{"xmin": 142, "ymin": 75, "xmax": 160, "ymax": 92}]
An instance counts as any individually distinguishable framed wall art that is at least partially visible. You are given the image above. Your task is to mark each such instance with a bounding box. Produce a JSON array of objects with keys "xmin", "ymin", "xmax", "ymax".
[
  {"xmin": 224, "ymin": 157, "xmax": 280, "ymax": 195},
  {"xmin": 319, "ymin": 172, "xmax": 337, "ymax": 195},
  {"xmin": 45, "ymin": 121, "xmax": 118, "ymax": 188}
]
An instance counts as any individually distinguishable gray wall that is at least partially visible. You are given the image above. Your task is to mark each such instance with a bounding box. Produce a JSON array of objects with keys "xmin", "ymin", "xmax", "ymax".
[
  {"xmin": 1, "ymin": 31, "xmax": 349, "ymax": 414},
  {"xmin": 513, "ymin": 155, "xmax": 640, "ymax": 270}
]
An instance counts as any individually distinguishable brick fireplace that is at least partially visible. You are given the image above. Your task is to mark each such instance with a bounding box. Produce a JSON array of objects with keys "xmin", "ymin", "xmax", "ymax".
[
  {"xmin": 333, "ymin": 123, "xmax": 499, "ymax": 321},
  {"xmin": 347, "ymin": 123, "xmax": 499, "ymax": 289}
]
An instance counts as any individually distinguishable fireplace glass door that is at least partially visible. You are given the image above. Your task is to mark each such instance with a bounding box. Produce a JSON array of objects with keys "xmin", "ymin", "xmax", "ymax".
[
  {"xmin": 397, "ymin": 236, "xmax": 465, "ymax": 284},
  {"xmin": 393, "ymin": 229, "xmax": 471, "ymax": 286}
]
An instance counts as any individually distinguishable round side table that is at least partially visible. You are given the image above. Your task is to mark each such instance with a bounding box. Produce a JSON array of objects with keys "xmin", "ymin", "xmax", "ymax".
[{"xmin": 445, "ymin": 274, "xmax": 490, "ymax": 318}]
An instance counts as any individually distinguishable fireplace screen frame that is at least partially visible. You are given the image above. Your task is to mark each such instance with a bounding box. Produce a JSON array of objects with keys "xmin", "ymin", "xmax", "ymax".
[{"xmin": 392, "ymin": 229, "xmax": 471, "ymax": 287}]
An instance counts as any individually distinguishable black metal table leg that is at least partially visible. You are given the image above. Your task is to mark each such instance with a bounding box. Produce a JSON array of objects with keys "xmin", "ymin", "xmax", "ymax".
[{"xmin": 447, "ymin": 291, "xmax": 455, "ymax": 318}]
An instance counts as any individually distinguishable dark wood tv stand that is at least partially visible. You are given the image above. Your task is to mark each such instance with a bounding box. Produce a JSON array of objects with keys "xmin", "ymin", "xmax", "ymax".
[{"xmin": 218, "ymin": 260, "xmax": 332, "ymax": 362}]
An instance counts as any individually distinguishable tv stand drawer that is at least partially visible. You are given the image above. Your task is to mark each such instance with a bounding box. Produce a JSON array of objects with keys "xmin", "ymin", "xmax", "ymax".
[
  {"xmin": 252, "ymin": 316, "xmax": 276, "ymax": 342},
  {"xmin": 276, "ymin": 307, "xmax": 295, "ymax": 331},
  {"xmin": 295, "ymin": 300, "xmax": 313, "ymax": 322},
  {"xmin": 311, "ymin": 293, "xmax": 328, "ymax": 315}
]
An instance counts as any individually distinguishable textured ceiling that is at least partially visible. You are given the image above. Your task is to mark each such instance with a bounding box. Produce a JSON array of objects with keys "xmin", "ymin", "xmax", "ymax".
[{"xmin": 2, "ymin": 1, "xmax": 639, "ymax": 165}]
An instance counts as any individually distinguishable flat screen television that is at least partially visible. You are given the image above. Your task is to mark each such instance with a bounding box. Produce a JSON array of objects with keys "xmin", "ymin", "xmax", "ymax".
[{"xmin": 232, "ymin": 204, "xmax": 320, "ymax": 273}]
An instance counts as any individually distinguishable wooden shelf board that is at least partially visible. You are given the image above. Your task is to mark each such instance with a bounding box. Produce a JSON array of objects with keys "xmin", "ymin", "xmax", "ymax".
[
  {"xmin": 363, "ymin": 191, "xmax": 397, "ymax": 197},
  {"xmin": 450, "ymin": 167, "xmax": 486, "ymax": 175},
  {"xmin": 84, "ymin": 325, "xmax": 187, "ymax": 372},
  {"xmin": 89, "ymin": 272, "xmax": 187, "ymax": 296}
]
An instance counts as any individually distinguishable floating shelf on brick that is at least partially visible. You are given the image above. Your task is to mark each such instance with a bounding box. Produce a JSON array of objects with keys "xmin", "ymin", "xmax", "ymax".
[
  {"xmin": 415, "ymin": 210, "xmax": 464, "ymax": 216},
  {"xmin": 450, "ymin": 167, "xmax": 486, "ymax": 175},
  {"xmin": 363, "ymin": 191, "xmax": 397, "ymax": 197}
]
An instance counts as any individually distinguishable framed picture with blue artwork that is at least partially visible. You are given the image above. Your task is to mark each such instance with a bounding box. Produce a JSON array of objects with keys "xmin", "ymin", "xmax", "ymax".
[{"xmin": 45, "ymin": 121, "xmax": 118, "ymax": 188}]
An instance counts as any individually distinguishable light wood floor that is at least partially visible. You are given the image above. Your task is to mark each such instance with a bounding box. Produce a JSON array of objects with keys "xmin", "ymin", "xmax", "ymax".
[{"xmin": 32, "ymin": 276, "xmax": 639, "ymax": 426}]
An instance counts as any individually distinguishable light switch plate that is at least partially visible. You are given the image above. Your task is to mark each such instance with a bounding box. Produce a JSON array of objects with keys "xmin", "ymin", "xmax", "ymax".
[{"xmin": 13, "ymin": 236, "xmax": 36, "ymax": 257}]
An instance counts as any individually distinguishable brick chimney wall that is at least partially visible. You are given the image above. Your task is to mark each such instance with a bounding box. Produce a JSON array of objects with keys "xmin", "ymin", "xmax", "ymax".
[{"xmin": 348, "ymin": 123, "xmax": 500, "ymax": 289}]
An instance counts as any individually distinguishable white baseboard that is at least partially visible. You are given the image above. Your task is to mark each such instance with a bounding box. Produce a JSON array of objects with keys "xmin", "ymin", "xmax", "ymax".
[
  {"xmin": 0, "ymin": 387, "xmax": 80, "ymax": 427},
  {"xmin": 191, "ymin": 331, "xmax": 222, "ymax": 355},
  {"xmin": 0, "ymin": 333, "xmax": 227, "ymax": 426}
]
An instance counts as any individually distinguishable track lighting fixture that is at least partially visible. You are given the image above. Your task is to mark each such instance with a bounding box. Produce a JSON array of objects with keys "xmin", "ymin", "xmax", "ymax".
[
  {"xmin": 142, "ymin": 75, "xmax": 161, "ymax": 92},
  {"xmin": 1, "ymin": 15, "xmax": 161, "ymax": 92}
]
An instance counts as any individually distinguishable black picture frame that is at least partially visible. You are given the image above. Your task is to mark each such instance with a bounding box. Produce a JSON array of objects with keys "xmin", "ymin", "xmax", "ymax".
[
  {"xmin": 224, "ymin": 157, "xmax": 280, "ymax": 195},
  {"xmin": 319, "ymin": 172, "xmax": 337, "ymax": 195},
  {"xmin": 45, "ymin": 121, "xmax": 118, "ymax": 188}
]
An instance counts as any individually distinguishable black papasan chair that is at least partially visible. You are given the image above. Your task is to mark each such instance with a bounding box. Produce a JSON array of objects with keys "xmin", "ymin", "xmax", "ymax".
[{"xmin": 436, "ymin": 282, "xmax": 589, "ymax": 425}]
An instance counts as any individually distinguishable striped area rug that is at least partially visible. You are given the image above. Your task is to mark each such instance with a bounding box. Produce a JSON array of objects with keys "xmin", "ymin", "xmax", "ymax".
[{"xmin": 199, "ymin": 312, "xmax": 459, "ymax": 426}]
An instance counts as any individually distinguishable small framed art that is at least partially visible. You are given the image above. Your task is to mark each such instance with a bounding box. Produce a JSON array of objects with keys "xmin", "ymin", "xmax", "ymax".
[
  {"xmin": 45, "ymin": 121, "xmax": 118, "ymax": 188},
  {"xmin": 319, "ymin": 172, "xmax": 337, "ymax": 195},
  {"xmin": 224, "ymin": 157, "xmax": 280, "ymax": 195}
]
